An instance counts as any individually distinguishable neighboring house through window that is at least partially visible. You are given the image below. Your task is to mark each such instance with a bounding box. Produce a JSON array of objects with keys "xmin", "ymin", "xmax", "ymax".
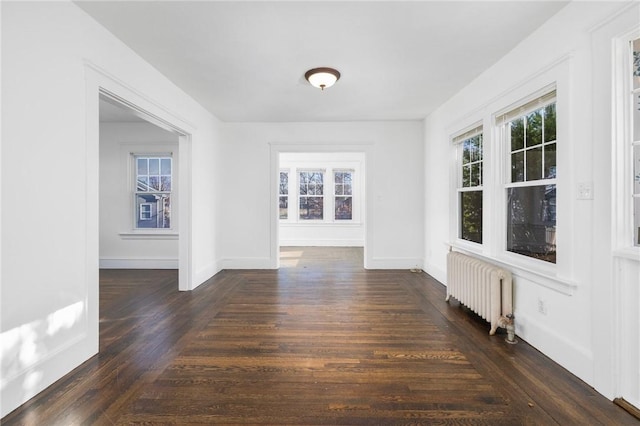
[{"xmin": 135, "ymin": 155, "xmax": 172, "ymax": 229}]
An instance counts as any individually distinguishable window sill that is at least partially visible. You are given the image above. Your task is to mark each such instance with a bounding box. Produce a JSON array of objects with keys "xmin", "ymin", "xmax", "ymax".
[
  {"xmin": 612, "ymin": 247, "xmax": 640, "ymax": 262},
  {"xmin": 119, "ymin": 231, "xmax": 178, "ymax": 240},
  {"xmin": 496, "ymin": 253, "xmax": 576, "ymax": 296},
  {"xmin": 450, "ymin": 242, "xmax": 576, "ymax": 296},
  {"xmin": 280, "ymin": 221, "xmax": 362, "ymax": 227}
]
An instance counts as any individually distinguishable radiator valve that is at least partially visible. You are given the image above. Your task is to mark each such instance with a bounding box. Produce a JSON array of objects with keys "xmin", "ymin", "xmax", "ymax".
[{"xmin": 499, "ymin": 314, "xmax": 517, "ymax": 344}]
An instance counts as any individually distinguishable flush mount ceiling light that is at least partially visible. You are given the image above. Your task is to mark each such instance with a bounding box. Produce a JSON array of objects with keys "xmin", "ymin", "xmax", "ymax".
[{"xmin": 304, "ymin": 67, "xmax": 341, "ymax": 90}]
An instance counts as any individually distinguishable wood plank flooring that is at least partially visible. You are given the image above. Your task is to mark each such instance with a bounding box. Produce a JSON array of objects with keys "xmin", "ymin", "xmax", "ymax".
[{"xmin": 2, "ymin": 247, "xmax": 637, "ymax": 425}]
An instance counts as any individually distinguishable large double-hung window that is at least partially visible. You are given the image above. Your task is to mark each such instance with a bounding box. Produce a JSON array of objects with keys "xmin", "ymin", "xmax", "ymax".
[
  {"xmin": 501, "ymin": 90, "xmax": 557, "ymax": 263},
  {"xmin": 135, "ymin": 156, "xmax": 172, "ymax": 229},
  {"xmin": 334, "ymin": 171, "xmax": 353, "ymax": 220},
  {"xmin": 299, "ymin": 171, "xmax": 324, "ymax": 220}
]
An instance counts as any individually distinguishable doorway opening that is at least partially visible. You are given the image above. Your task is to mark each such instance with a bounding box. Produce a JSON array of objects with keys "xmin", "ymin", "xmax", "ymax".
[
  {"xmin": 93, "ymin": 88, "xmax": 193, "ymax": 292},
  {"xmin": 98, "ymin": 95, "xmax": 180, "ymax": 274},
  {"xmin": 270, "ymin": 146, "xmax": 370, "ymax": 269}
]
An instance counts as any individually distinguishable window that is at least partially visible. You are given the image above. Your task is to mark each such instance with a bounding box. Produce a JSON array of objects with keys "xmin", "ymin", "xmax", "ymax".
[
  {"xmin": 135, "ymin": 156, "xmax": 172, "ymax": 229},
  {"xmin": 632, "ymin": 37, "xmax": 640, "ymax": 246},
  {"xmin": 279, "ymin": 171, "xmax": 289, "ymax": 219},
  {"xmin": 334, "ymin": 171, "xmax": 353, "ymax": 220},
  {"xmin": 278, "ymin": 159, "xmax": 361, "ymax": 224},
  {"xmin": 139, "ymin": 203, "xmax": 152, "ymax": 220},
  {"xmin": 501, "ymin": 91, "xmax": 557, "ymax": 263},
  {"xmin": 299, "ymin": 171, "xmax": 324, "ymax": 220},
  {"xmin": 455, "ymin": 125, "xmax": 483, "ymax": 244}
]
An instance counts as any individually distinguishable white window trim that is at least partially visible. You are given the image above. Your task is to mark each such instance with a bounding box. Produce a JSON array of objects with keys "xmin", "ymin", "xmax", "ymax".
[
  {"xmin": 452, "ymin": 122, "xmax": 484, "ymax": 247},
  {"xmin": 449, "ymin": 55, "xmax": 576, "ymax": 294},
  {"xmin": 297, "ymin": 169, "xmax": 326, "ymax": 221},
  {"xmin": 613, "ymin": 28, "xmax": 640, "ymax": 258},
  {"xmin": 139, "ymin": 203, "xmax": 153, "ymax": 220},
  {"xmin": 279, "ymin": 161, "xmax": 362, "ymax": 225},
  {"xmin": 118, "ymin": 144, "xmax": 178, "ymax": 238},
  {"xmin": 279, "ymin": 169, "xmax": 290, "ymax": 221},
  {"xmin": 133, "ymin": 154, "xmax": 173, "ymax": 230},
  {"xmin": 333, "ymin": 169, "xmax": 355, "ymax": 222},
  {"xmin": 496, "ymin": 86, "xmax": 560, "ymax": 271}
]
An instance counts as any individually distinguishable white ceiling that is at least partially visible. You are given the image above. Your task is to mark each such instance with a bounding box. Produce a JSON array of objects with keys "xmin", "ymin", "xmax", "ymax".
[
  {"xmin": 99, "ymin": 97, "xmax": 147, "ymax": 122},
  {"xmin": 78, "ymin": 1, "xmax": 568, "ymax": 123}
]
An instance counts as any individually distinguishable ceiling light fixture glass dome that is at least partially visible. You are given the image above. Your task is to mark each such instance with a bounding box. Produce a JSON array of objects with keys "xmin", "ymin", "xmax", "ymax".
[{"xmin": 305, "ymin": 67, "xmax": 341, "ymax": 90}]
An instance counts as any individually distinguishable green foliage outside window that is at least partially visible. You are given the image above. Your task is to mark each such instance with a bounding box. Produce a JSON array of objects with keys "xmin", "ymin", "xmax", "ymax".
[
  {"xmin": 459, "ymin": 134, "xmax": 483, "ymax": 244},
  {"xmin": 507, "ymin": 102, "xmax": 557, "ymax": 263}
]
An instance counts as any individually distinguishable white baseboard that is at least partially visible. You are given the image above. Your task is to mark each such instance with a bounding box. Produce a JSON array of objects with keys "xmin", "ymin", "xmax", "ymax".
[
  {"xmin": 193, "ymin": 260, "xmax": 222, "ymax": 289},
  {"xmin": 423, "ymin": 260, "xmax": 447, "ymax": 284},
  {"xmin": 219, "ymin": 256, "xmax": 426, "ymax": 271},
  {"xmin": 218, "ymin": 257, "xmax": 276, "ymax": 270},
  {"xmin": 515, "ymin": 311, "xmax": 593, "ymax": 385},
  {"xmin": 280, "ymin": 239, "xmax": 365, "ymax": 247},
  {"xmin": 1, "ymin": 333, "xmax": 96, "ymax": 418},
  {"xmin": 99, "ymin": 258, "xmax": 178, "ymax": 269},
  {"xmin": 365, "ymin": 257, "xmax": 424, "ymax": 270}
]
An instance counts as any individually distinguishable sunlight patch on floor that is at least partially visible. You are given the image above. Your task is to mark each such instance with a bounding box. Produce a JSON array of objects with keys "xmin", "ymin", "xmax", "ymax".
[
  {"xmin": 280, "ymin": 250, "xmax": 303, "ymax": 258},
  {"xmin": 279, "ymin": 249, "xmax": 303, "ymax": 268}
]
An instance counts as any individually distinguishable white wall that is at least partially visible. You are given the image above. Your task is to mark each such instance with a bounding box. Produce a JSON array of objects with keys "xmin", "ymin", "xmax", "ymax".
[
  {"xmin": 423, "ymin": 1, "xmax": 639, "ymax": 402},
  {"xmin": 279, "ymin": 152, "xmax": 365, "ymax": 247},
  {"xmin": 219, "ymin": 122, "xmax": 424, "ymax": 269},
  {"xmin": 6, "ymin": 0, "xmax": 635, "ymax": 419},
  {"xmin": 591, "ymin": 6, "xmax": 640, "ymax": 408},
  {"xmin": 1, "ymin": 2, "xmax": 221, "ymax": 417},
  {"xmin": 99, "ymin": 122, "xmax": 179, "ymax": 269}
]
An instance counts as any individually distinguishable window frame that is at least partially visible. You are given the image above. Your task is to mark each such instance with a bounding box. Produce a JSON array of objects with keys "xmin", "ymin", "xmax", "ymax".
[
  {"xmin": 613, "ymin": 28, "xmax": 640, "ymax": 256},
  {"xmin": 133, "ymin": 154, "xmax": 174, "ymax": 231},
  {"xmin": 448, "ymin": 59, "xmax": 574, "ymax": 292},
  {"xmin": 298, "ymin": 170, "xmax": 325, "ymax": 221},
  {"xmin": 453, "ymin": 124, "xmax": 484, "ymax": 245},
  {"xmin": 628, "ymin": 35, "xmax": 640, "ymax": 248},
  {"xmin": 139, "ymin": 203, "xmax": 153, "ymax": 221},
  {"xmin": 488, "ymin": 81, "xmax": 568, "ymax": 284},
  {"xmin": 501, "ymin": 92, "xmax": 557, "ymax": 264},
  {"xmin": 334, "ymin": 169, "xmax": 354, "ymax": 221},
  {"xmin": 279, "ymin": 170, "xmax": 290, "ymax": 221},
  {"xmin": 491, "ymin": 77, "xmax": 574, "ymax": 289},
  {"xmin": 278, "ymin": 161, "xmax": 361, "ymax": 224}
]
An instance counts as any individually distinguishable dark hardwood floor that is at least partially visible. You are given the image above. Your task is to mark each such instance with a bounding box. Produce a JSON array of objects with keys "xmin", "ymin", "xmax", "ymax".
[{"xmin": 2, "ymin": 247, "xmax": 637, "ymax": 425}]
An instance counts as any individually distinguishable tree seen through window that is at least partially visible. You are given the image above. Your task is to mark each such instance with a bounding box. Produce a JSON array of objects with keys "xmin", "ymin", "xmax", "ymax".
[
  {"xmin": 459, "ymin": 133, "xmax": 483, "ymax": 244},
  {"xmin": 507, "ymin": 101, "xmax": 556, "ymax": 262},
  {"xmin": 299, "ymin": 171, "xmax": 324, "ymax": 220}
]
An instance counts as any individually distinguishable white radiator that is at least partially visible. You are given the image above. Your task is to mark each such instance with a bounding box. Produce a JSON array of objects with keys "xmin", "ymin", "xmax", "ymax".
[{"xmin": 446, "ymin": 251, "xmax": 513, "ymax": 336}]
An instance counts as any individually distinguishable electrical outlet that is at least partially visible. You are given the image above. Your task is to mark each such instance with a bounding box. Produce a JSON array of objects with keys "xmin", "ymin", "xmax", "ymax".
[
  {"xmin": 537, "ymin": 298, "xmax": 547, "ymax": 315},
  {"xmin": 577, "ymin": 182, "xmax": 594, "ymax": 200}
]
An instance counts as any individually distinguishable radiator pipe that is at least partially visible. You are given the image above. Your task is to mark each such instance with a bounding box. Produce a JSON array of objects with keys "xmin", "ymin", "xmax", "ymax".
[{"xmin": 503, "ymin": 314, "xmax": 517, "ymax": 344}]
